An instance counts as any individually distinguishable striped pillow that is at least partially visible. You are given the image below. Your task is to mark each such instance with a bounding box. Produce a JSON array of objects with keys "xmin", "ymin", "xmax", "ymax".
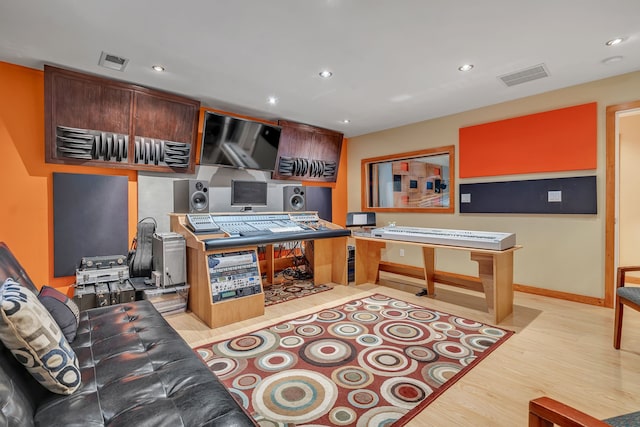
[{"xmin": 0, "ymin": 278, "xmax": 81, "ymax": 395}]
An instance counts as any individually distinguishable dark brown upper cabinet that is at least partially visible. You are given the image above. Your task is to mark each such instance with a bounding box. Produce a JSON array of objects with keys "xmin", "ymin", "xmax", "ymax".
[
  {"xmin": 273, "ymin": 120, "xmax": 343, "ymax": 183},
  {"xmin": 44, "ymin": 65, "xmax": 200, "ymax": 173}
]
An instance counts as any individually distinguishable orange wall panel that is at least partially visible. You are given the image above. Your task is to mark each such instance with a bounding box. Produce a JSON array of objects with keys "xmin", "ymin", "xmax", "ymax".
[
  {"xmin": 459, "ymin": 102, "xmax": 597, "ymax": 178},
  {"xmin": 0, "ymin": 61, "xmax": 137, "ymax": 295}
]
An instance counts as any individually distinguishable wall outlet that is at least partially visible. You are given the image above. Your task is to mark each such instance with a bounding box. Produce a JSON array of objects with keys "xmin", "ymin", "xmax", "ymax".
[
  {"xmin": 548, "ymin": 190, "xmax": 562, "ymax": 202},
  {"xmin": 399, "ymin": 249, "xmax": 405, "ymax": 256}
]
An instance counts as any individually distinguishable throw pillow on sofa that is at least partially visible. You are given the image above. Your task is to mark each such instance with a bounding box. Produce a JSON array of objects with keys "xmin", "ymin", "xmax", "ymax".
[
  {"xmin": 38, "ymin": 285, "xmax": 80, "ymax": 342},
  {"xmin": 0, "ymin": 278, "xmax": 81, "ymax": 395}
]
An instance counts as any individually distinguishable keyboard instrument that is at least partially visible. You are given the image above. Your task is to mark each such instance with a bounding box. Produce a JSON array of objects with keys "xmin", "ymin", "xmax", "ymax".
[{"xmin": 370, "ymin": 226, "xmax": 516, "ymax": 250}]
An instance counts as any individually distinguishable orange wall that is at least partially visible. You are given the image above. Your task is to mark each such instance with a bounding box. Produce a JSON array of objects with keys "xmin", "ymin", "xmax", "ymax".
[
  {"xmin": 459, "ymin": 102, "xmax": 597, "ymax": 177},
  {"xmin": 0, "ymin": 61, "xmax": 138, "ymax": 295}
]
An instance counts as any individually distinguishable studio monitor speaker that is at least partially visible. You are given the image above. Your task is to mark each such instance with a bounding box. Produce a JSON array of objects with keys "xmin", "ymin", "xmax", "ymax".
[
  {"xmin": 283, "ymin": 186, "xmax": 306, "ymax": 211},
  {"xmin": 173, "ymin": 179, "xmax": 209, "ymax": 213}
]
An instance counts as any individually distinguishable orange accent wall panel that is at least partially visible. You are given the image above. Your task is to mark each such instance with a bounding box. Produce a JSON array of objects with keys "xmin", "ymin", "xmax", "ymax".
[{"xmin": 459, "ymin": 102, "xmax": 597, "ymax": 178}]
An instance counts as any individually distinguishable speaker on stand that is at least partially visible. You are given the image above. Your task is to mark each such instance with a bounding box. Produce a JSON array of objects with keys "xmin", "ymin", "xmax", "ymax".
[
  {"xmin": 173, "ymin": 179, "xmax": 210, "ymax": 213},
  {"xmin": 283, "ymin": 186, "xmax": 306, "ymax": 211}
]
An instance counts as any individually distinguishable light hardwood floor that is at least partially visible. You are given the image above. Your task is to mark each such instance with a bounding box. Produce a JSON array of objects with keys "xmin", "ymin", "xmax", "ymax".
[{"xmin": 166, "ymin": 276, "xmax": 640, "ymax": 426}]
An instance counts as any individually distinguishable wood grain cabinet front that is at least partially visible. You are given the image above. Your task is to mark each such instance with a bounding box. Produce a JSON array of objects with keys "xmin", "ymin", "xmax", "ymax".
[
  {"xmin": 44, "ymin": 65, "xmax": 199, "ymax": 173},
  {"xmin": 273, "ymin": 120, "xmax": 343, "ymax": 182}
]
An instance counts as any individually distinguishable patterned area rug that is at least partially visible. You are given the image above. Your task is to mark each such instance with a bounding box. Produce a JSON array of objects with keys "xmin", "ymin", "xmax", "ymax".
[
  {"xmin": 263, "ymin": 281, "xmax": 333, "ymax": 306},
  {"xmin": 194, "ymin": 293, "xmax": 513, "ymax": 426}
]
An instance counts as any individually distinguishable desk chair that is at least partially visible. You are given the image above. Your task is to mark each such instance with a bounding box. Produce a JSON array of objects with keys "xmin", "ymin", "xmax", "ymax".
[{"xmin": 614, "ymin": 265, "xmax": 640, "ymax": 349}]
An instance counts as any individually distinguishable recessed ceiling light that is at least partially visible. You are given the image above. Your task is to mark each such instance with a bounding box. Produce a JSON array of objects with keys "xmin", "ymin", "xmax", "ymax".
[
  {"xmin": 342, "ymin": 119, "xmax": 350, "ymax": 124},
  {"xmin": 319, "ymin": 70, "xmax": 333, "ymax": 78},
  {"xmin": 267, "ymin": 96, "xmax": 278, "ymax": 105},
  {"xmin": 606, "ymin": 37, "xmax": 624, "ymax": 46},
  {"xmin": 152, "ymin": 65, "xmax": 165, "ymax": 72},
  {"xmin": 458, "ymin": 64, "xmax": 474, "ymax": 72}
]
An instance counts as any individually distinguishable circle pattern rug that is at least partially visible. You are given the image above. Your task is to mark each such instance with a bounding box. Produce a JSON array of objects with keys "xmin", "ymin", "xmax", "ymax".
[
  {"xmin": 195, "ymin": 293, "xmax": 513, "ymax": 426},
  {"xmin": 263, "ymin": 281, "xmax": 333, "ymax": 306}
]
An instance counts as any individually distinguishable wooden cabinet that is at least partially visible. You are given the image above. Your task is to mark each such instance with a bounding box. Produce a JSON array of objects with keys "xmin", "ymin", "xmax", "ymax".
[
  {"xmin": 186, "ymin": 245, "xmax": 265, "ymax": 329},
  {"xmin": 133, "ymin": 91, "xmax": 197, "ymax": 144},
  {"xmin": 45, "ymin": 65, "xmax": 200, "ymax": 173},
  {"xmin": 46, "ymin": 72, "xmax": 132, "ymax": 135},
  {"xmin": 272, "ymin": 120, "xmax": 343, "ymax": 182}
]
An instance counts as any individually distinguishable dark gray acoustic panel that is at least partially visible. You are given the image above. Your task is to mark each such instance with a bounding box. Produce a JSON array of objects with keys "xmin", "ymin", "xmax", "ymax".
[
  {"xmin": 459, "ymin": 176, "xmax": 597, "ymax": 214},
  {"xmin": 53, "ymin": 173, "xmax": 128, "ymax": 277},
  {"xmin": 305, "ymin": 186, "xmax": 333, "ymax": 222}
]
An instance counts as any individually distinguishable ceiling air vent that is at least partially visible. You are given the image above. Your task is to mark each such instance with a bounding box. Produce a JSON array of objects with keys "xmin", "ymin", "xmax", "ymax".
[
  {"xmin": 498, "ymin": 64, "xmax": 549, "ymax": 87},
  {"xmin": 98, "ymin": 51, "xmax": 129, "ymax": 71}
]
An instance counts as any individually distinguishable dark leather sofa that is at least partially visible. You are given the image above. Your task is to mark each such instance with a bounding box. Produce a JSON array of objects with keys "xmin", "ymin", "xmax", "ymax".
[{"xmin": 0, "ymin": 244, "xmax": 256, "ymax": 427}]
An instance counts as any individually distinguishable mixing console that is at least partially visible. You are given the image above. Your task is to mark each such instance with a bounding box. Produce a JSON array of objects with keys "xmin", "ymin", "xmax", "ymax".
[
  {"xmin": 210, "ymin": 213, "xmax": 309, "ymax": 235},
  {"xmin": 201, "ymin": 212, "xmax": 351, "ymax": 250}
]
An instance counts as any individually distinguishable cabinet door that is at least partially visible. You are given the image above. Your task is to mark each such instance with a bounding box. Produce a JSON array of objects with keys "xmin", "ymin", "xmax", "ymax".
[
  {"xmin": 46, "ymin": 67, "xmax": 132, "ymax": 133},
  {"xmin": 45, "ymin": 66, "xmax": 132, "ymax": 164},
  {"xmin": 132, "ymin": 91, "xmax": 199, "ymax": 173},
  {"xmin": 306, "ymin": 131, "xmax": 342, "ymax": 182},
  {"xmin": 273, "ymin": 120, "xmax": 343, "ymax": 182},
  {"xmin": 282, "ymin": 125, "xmax": 314, "ymax": 153},
  {"xmin": 133, "ymin": 91, "xmax": 198, "ymax": 143}
]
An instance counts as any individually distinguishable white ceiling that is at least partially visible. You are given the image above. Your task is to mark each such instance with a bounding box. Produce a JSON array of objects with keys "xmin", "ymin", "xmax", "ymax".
[{"xmin": 1, "ymin": 1, "xmax": 639, "ymax": 137}]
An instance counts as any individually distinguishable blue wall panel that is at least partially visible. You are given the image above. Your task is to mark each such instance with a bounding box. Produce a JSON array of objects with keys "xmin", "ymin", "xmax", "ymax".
[{"xmin": 459, "ymin": 176, "xmax": 596, "ymax": 214}]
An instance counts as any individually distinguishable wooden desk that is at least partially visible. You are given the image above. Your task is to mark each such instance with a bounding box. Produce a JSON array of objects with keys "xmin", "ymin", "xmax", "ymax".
[
  {"xmin": 353, "ymin": 236, "xmax": 521, "ymax": 324},
  {"xmin": 169, "ymin": 213, "xmax": 348, "ymax": 328}
]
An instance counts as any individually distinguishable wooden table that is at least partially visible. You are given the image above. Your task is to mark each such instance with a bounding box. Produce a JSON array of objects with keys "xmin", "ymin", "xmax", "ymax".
[
  {"xmin": 353, "ymin": 236, "xmax": 521, "ymax": 324},
  {"xmin": 169, "ymin": 213, "xmax": 348, "ymax": 328}
]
